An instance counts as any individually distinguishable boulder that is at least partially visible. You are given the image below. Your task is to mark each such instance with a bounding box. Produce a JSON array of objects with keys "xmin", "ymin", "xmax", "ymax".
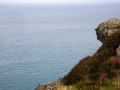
[
  {"xmin": 95, "ymin": 18, "xmax": 120, "ymax": 43},
  {"xmin": 117, "ymin": 45, "xmax": 120, "ymax": 58}
]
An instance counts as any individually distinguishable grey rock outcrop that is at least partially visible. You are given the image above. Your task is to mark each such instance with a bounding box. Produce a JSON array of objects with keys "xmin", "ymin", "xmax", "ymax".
[
  {"xmin": 34, "ymin": 78, "xmax": 62, "ymax": 90},
  {"xmin": 95, "ymin": 18, "xmax": 120, "ymax": 43},
  {"xmin": 117, "ymin": 45, "xmax": 120, "ymax": 58}
]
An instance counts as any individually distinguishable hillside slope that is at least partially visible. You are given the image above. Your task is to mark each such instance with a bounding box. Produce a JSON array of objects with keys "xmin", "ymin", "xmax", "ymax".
[
  {"xmin": 35, "ymin": 18, "xmax": 120, "ymax": 90},
  {"xmin": 60, "ymin": 19, "xmax": 120, "ymax": 90}
]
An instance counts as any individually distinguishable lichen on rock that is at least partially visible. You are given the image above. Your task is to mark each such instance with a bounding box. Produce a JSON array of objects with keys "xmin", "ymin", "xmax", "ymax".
[{"xmin": 95, "ymin": 18, "xmax": 120, "ymax": 43}]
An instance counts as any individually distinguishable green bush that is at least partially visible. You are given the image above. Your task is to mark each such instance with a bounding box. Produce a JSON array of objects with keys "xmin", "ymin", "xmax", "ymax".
[{"xmin": 89, "ymin": 57, "xmax": 101, "ymax": 80}]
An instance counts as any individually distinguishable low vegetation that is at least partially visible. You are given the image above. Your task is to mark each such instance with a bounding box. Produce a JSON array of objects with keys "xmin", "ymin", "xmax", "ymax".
[{"xmin": 59, "ymin": 30, "xmax": 120, "ymax": 90}]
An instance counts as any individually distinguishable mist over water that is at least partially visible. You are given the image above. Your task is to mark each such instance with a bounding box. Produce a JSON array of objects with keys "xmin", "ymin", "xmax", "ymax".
[{"xmin": 0, "ymin": 3, "xmax": 120, "ymax": 90}]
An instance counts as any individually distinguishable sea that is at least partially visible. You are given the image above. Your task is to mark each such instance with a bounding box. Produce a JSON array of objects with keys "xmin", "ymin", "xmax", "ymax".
[{"xmin": 0, "ymin": 3, "xmax": 120, "ymax": 90}]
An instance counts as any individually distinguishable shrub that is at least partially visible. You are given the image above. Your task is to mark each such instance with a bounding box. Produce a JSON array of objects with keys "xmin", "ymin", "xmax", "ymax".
[{"xmin": 62, "ymin": 56, "xmax": 91, "ymax": 85}]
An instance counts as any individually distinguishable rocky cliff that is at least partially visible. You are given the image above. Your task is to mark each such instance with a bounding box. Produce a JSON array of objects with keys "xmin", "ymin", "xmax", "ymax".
[{"xmin": 95, "ymin": 18, "xmax": 120, "ymax": 58}]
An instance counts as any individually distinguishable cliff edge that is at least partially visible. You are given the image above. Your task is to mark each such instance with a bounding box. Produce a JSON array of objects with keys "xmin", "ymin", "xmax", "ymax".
[{"xmin": 35, "ymin": 18, "xmax": 120, "ymax": 90}]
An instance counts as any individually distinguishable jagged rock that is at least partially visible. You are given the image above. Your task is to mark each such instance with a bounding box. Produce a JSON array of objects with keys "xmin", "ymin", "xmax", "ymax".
[
  {"xmin": 34, "ymin": 78, "xmax": 62, "ymax": 90},
  {"xmin": 117, "ymin": 45, "xmax": 120, "ymax": 58},
  {"xmin": 95, "ymin": 18, "xmax": 120, "ymax": 43}
]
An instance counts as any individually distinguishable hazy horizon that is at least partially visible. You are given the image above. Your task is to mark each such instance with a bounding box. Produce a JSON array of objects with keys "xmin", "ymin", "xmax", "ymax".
[{"xmin": 0, "ymin": 0, "xmax": 120, "ymax": 4}]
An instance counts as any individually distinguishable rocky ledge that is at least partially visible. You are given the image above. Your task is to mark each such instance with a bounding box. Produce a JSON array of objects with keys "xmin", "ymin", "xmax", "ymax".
[{"xmin": 34, "ymin": 78, "xmax": 62, "ymax": 90}]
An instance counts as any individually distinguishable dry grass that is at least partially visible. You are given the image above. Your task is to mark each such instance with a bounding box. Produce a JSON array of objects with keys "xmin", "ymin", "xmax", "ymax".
[{"xmin": 55, "ymin": 84, "xmax": 76, "ymax": 90}]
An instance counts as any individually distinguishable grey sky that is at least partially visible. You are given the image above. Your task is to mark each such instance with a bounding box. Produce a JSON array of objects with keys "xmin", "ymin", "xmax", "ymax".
[{"xmin": 0, "ymin": 0, "xmax": 119, "ymax": 4}]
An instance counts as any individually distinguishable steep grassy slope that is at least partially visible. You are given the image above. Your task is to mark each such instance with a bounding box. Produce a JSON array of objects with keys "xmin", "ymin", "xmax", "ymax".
[{"xmin": 60, "ymin": 29, "xmax": 120, "ymax": 90}]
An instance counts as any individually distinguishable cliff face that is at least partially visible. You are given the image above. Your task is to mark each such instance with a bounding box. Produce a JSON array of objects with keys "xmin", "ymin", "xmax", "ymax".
[{"xmin": 95, "ymin": 18, "xmax": 120, "ymax": 43}]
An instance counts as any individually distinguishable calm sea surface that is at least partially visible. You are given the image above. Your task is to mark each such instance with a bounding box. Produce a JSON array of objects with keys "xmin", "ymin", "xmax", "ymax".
[{"xmin": 0, "ymin": 3, "xmax": 120, "ymax": 90}]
